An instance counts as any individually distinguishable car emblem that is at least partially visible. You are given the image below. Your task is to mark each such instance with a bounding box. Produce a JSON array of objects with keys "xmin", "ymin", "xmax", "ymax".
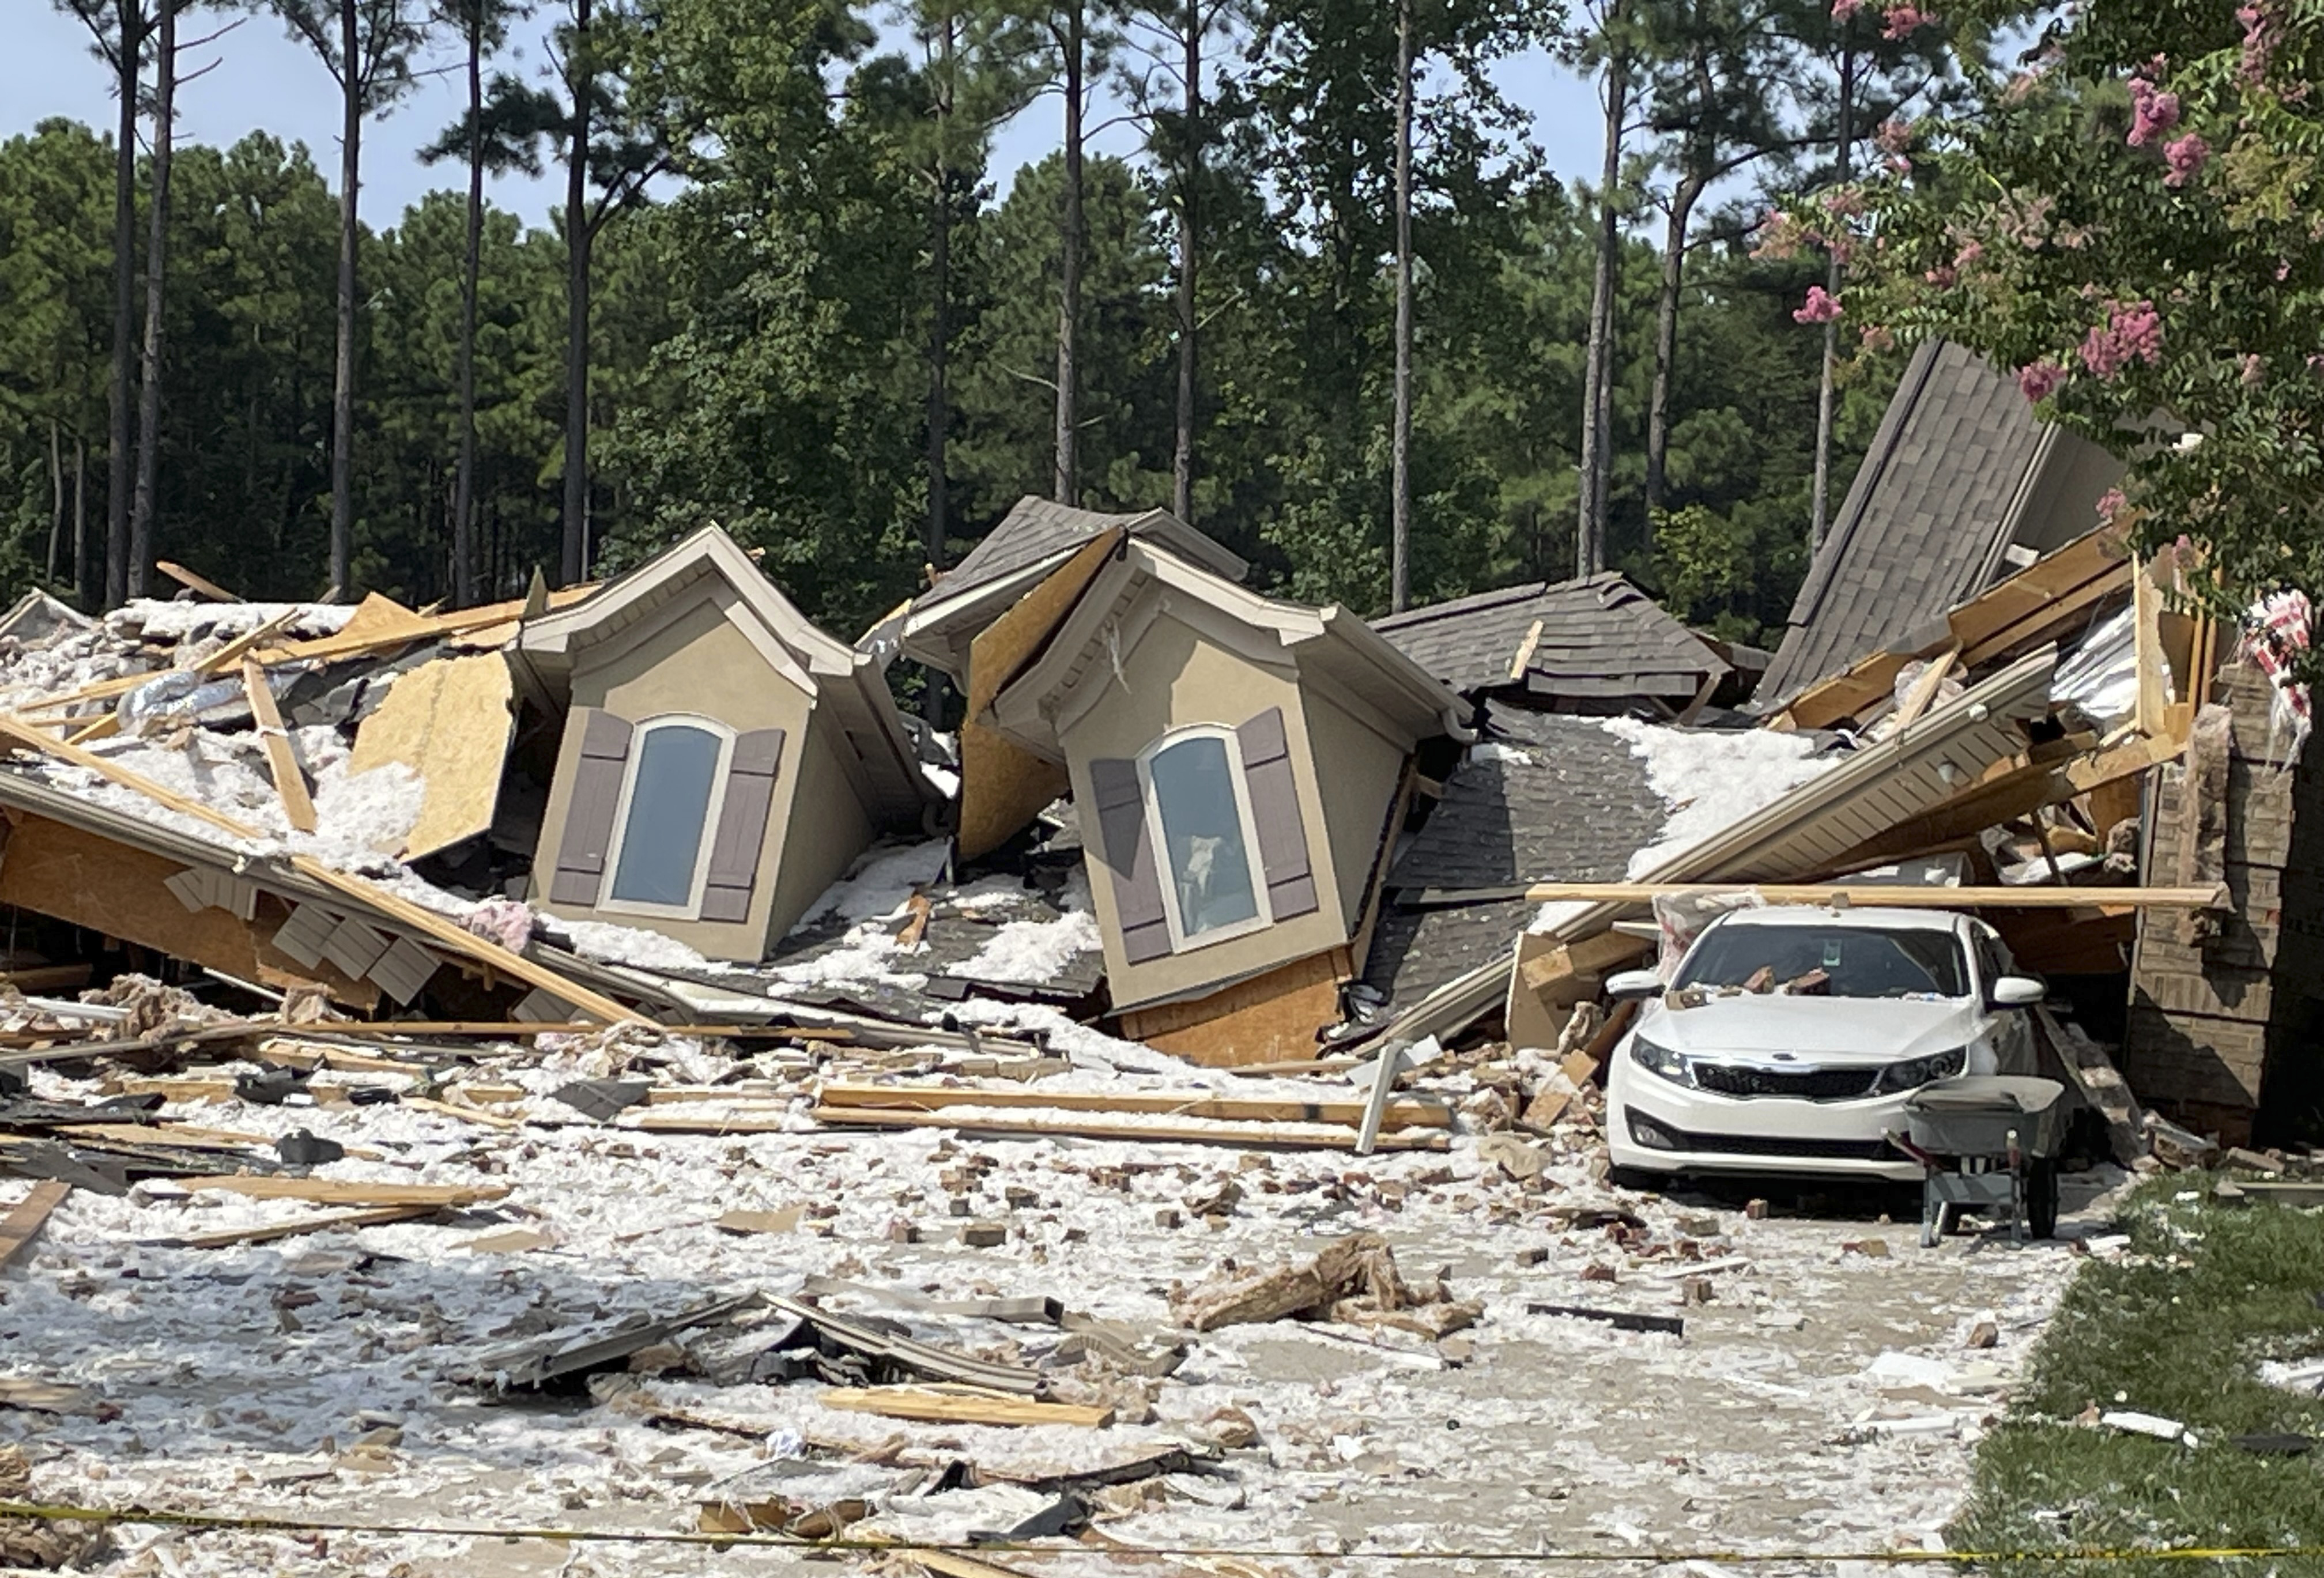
[{"xmin": 1771, "ymin": 1052, "xmax": 1798, "ymax": 1062}]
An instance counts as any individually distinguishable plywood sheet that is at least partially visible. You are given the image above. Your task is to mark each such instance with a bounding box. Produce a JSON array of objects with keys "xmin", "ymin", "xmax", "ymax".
[
  {"xmin": 333, "ymin": 592, "xmax": 433, "ymax": 648},
  {"xmin": 348, "ymin": 652, "xmax": 516, "ymax": 859},
  {"xmin": 956, "ymin": 529, "xmax": 1125, "ymax": 860},
  {"xmin": 1119, "ymin": 947, "xmax": 1349, "ymax": 1069},
  {"xmin": 0, "ymin": 815, "xmax": 375, "ymax": 1008}
]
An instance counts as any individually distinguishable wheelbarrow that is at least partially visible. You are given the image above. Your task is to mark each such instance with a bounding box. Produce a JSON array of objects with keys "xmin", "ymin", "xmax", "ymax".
[{"xmin": 1887, "ymin": 1075, "xmax": 2067, "ymax": 1247}]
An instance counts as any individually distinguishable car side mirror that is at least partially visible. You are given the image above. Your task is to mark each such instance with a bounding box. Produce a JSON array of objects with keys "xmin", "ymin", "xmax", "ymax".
[
  {"xmin": 1605, "ymin": 969, "xmax": 1664, "ymax": 1002},
  {"xmin": 1990, "ymin": 975, "xmax": 2046, "ymax": 1008}
]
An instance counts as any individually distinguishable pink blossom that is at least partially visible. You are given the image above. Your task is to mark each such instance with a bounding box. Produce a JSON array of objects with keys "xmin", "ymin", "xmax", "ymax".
[
  {"xmin": 2126, "ymin": 77, "xmax": 2180, "ymax": 146},
  {"xmin": 1954, "ymin": 240, "xmax": 1985, "ymax": 269},
  {"xmin": 1882, "ymin": 3, "xmax": 1936, "ymax": 39},
  {"xmin": 1832, "ymin": 0, "xmax": 1863, "ymax": 17},
  {"xmin": 2017, "ymin": 362, "xmax": 2068, "ymax": 402},
  {"xmin": 2162, "ymin": 132, "xmax": 2210, "ymax": 187},
  {"xmin": 1793, "ymin": 285, "xmax": 1844, "ymax": 324},
  {"xmin": 1861, "ymin": 324, "xmax": 1896, "ymax": 350},
  {"xmin": 1923, "ymin": 265, "xmax": 1957, "ymax": 287},
  {"xmin": 2096, "ymin": 488, "xmax": 2131, "ymax": 528},
  {"xmin": 2239, "ymin": 2, "xmax": 2278, "ymax": 86},
  {"xmin": 2242, "ymin": 352, "xmax": 2267, "ymax": 386},
  {"xmin": 2078, "ymin": 300, "xmax": 2164, "ymax": 379},
  {"xmin": 1875, "ymin": 119, "xmax": 1914, "ymax": 154},
  {"xmin": 1822, "ymin": 186, "xmax": 1867, "ymax": 218}
]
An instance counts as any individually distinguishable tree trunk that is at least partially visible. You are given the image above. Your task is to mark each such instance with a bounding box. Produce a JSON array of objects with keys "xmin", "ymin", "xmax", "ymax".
[
  {"xmin": 1171, "ymin": 0, "xmax": 1199, "ymax": 526},
  {"xmin": 105, "ymin": 0, "xmax": 142, "ymax": 609},
  {"xmin": 46, "ymin": 421, "xmax": 65, "ymax": 586},
  {"xmin": 1052, "ymin": 2, "xmax": 1084, "ymax": 507},
  {"xmin": 453, "ymin": 7, "xmax": 483, "ymax": 607},
  {"xmin": 73, "ymin": 436, "xmax": 89, "ymax": 606},
  {"xmin": 1575, "ymin": 17, "xmax": 1627, "ymax": 580},
  {"xmin": 925, "ymin": 12, "xmax": 952, "ymax": 583},
  {"xmin": 329, "ymin": 0, "xmax": 361, "ymax": 597},
  {"xmin": 1388, "ymin": 0, "xmax": 1414, "ymax": 613},
  {"xmin": 561, "ymin": 0, "xmax": 593, "ymax": 587},
  {"xmin": 1810, "ymin": 44, "xmax": 1855, "ymax": 553},
  {"xmin": 1643, "ymin": 168, "xmax": 1703, "ymax": 530},
  {"xmin": 127, "ymin": 0, "xmax": 175, "ymax": 602}
]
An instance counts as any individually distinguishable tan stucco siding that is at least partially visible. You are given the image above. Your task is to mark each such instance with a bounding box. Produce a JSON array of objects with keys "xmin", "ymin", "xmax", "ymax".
[
  {"xmin": 1298, "ymin": 686, "xmax": 1410, "ymax": 927},
  {"xmin": 530, "ymin": 591, "xmax": 831, "ymax": 961},
  {"xmin": 1061, "ymin": 611, "xmax": 1350, "ymax": 1010},
  {"xmin": 762, "ymin": 718, "xmax": 881, "ymax": 949}
]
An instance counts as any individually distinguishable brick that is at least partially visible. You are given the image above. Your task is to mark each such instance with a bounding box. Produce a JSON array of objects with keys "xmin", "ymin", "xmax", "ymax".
[{"xmin": 959, "ymin": 1222, "xmax": 1006, "ymax": 1248}]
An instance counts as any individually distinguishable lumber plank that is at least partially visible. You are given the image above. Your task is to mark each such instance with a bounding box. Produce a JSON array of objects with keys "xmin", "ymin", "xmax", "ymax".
[
  {"xmin": 402, "ymin": 1095, "xmax": 523, "ymax": 1130},
  {"xmin": 808, "ymin": 1105, "xmax": 1450, "ymax": 1151},
  {"xmin": 0, "ymin": 1180, "xmax": 70, "ymax": 1270},
  {"xmin": 1892, "ymin": 642, "xmax": 1961, "ymax": 730},
  {"xmin": 817, "ymin": 1386, "xmax": 1114, "ymax": 1429},
  {"xmin": 816, "ymin": 1082, "xmax": 1448, "ymax": 1130},
  {"xmin": 1518, "ymin": 881, "xmax": 2225, "ymax": 909},
  {"xmin": 242, "ymin": 658, "xmax": 316, "ymax": 833},
  {"xmin": 167, "ymin": 1203, "xmax": 434, "ymax": 1249},
  {"xmin": 0, "ymin": 714, "xmax": 261, "ymax": 841},
  {"xmin": 173, "ymin": 1175, "xmax": 510, "ymax": 1207},
  {"xmin": 156, "ymin": 561, "xmax": 239, "ymax": 601}
]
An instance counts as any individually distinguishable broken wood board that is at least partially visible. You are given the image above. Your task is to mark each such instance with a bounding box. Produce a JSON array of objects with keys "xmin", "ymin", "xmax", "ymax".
[
  {"xmin": 165, "ymin": 1203, "xmax": 436, "ymax": 1249},
  {"xmin": 1116, "ymin": 947, "xmax": 1350, "ymax": 1069},
  {"xmin": 20, "ymin": 606, "xmax": 307, "ymax": 722},
  {"xmin": 714, "ymin": 1207, "xmax": 803, "ymax": 1235},
  {"xmin": 155, "ymin": 560, "xmax": 238, "ymax": 601},
  {"xmin": 242, "ymin": 658, "xmax": 316, "ymax": 833},
  {"xmin": 0, "ymin": 1180, "xmax": 70, "ymax": 1270},
  {"xmin": 956, "ymin": 529, "xmax": 1124, "ymax": 861},
  {"xmin": 173, "ymin": 1175, "xmax": 510, "ymax": 1208},
  {"xmin": 818, "ymin": 1387, "xmax": 1114, "ymax": 1429},
  {"xmin": 1519, "ymin": 881, "xmax": 2225, "ymax": 909},
  {"xmin": 0, "ymin": 817, "xmax": 377, "ymax": 1009},
  {"xmin": 330, "ymin": 591, "xmax": 434, "ymax": 648},
  {"xmin": 248, "ymin": 585, "xmax": 596, "ymax": 668},
  {"xmin": 403, "ymin": 1095, "xmax": 523, "ymax": 1129},
  {"xmin": 809, "ymin": 1106, "xmax": 1450, "ymax": 1151},
  {"xmin": 817, "ymin": 1082, "xmax": 1447, "ymax": 1131},
  {"xmin": 347, "ymin": 652, "xmax": 517, "ymax": 860}
]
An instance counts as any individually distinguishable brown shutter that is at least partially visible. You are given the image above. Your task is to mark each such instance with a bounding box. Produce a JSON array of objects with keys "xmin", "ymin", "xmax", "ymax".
[
  {"xmin": 548, "ymin": 709, "xmax": 632, "ymax": 907},
  {"xmin": 1088, "ymin": 757, "xmax": 1171, "ymax": 963},
  {"xmin": 698, "ymin": 727, "xmax": 786, "ymax": 924},
  {"xmin": 1236, "ymin": 707, "xmax": 1319, "ymax": 919}
]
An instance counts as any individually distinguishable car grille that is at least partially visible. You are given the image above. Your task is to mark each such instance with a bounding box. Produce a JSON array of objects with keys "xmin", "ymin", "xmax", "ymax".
[
  {"xmin": 1629, "ymin": 1112, "xmax": 1899, "ymax": 1162},
  {"xmin": 1691, "ymin": 1063, "xmax": 1878, "ymax": 1101}
]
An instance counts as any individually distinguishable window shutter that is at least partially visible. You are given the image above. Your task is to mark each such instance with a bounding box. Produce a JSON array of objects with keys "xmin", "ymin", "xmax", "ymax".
[
  {"xmin": 699, "ymin": 727, "xmax": 786, "ymax": 923},
  {"xmin": 1236, "ymin": 707, "xmax": 1319, "ymax": 919},
  {"xmin": 548, "ymin": 709, "xmax": 633, "ymax": 906},
  {"xmin": 1088, "ymin": 757, "xmax": 1171, "ymax": 963}
]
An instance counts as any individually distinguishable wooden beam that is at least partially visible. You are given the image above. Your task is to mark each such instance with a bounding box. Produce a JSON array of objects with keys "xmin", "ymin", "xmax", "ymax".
[
  {"xmin": 2134, "ymin": 557, "xmax": 2169, "ymax": 738},
  {"xmin": 168, "ymin": 1204, "xmax": 434, "ymax": 1249},
  {"xmin": 156, "ymin": 561, "xmax": 239, "ymax": 601},
  {"xmin": 814, "ymin": 1082, "xmax": 1449, "ymax": 1130},
  {"xmin": 173, "ymin": 1176, "xmax": 510, "ymax": 1208},
  {"xmin": 242, "ymin": 659, "xmax": 316, "ymax": 833},
  {"xmin": 809, "ymin": 1105, "xmax": 1451, "ymax": 1151},
  {"xmin": 0, "ymin": 713, "xmax": 266, "ymax": 841},
  {"xmin": 1520, "ymin": 881, "xmax": 2225, "ymax": 909},
  {"xmin": 0, "ymin": 1180, "xmax": 70, "ymax": 1270},
  {"xmin": 818, "ymin": 1387, "xmax": 1114, "ymax": 1429},
  {"xmin": 1892, "ymin": 642, "xmax": 1961, "ymax": 730}
]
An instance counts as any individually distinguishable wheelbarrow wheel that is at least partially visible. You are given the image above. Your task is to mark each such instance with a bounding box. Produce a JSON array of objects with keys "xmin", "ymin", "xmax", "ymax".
[{"xmin": 2026, "ymin": 1159, "xmax": 2059, "ymax": 1239}]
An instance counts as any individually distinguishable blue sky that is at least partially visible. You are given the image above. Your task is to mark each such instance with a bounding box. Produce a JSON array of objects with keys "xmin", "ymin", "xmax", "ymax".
[{"xmin": 8, "ymin": 6, "xmax": 1609, "ymax": 230}]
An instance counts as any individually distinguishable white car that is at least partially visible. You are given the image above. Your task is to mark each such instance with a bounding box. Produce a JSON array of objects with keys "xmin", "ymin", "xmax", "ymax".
[{"xmin": 1603, "ymin": 905, "xmax": 2046, "ymax": 1183}]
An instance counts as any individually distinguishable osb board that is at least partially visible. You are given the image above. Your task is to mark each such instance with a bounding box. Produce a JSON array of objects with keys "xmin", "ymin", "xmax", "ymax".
[
  {"xmin": 333, "ymin": 592, "xmax": 433, "ymax": 648},
  {"xmin": 956, "ymin": 529, "xmax": 1125, "ymax": 861},
  {"xmin": 348, "ymin": 652, "xmax": 516, "ymax": 859},
  {"xmin": 0, "ymin": 814, "xmax": 376, "ymax": 1007},
  {"xmin": 1118, "ymin": 947, "xmax": 1349, "ymax": 1069}
]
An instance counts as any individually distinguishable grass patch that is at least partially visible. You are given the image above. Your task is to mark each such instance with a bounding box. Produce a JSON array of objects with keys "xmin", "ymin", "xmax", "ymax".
[{"xmin": 1951, "ymin": 1181, "xmax": 2324, "ymax": 1574}]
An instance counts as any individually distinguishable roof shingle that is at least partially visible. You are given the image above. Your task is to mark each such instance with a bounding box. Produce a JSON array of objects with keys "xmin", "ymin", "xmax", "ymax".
[{"xmin": 1372, "ymin": 572, "xmax": 1727, "ymax": 707}]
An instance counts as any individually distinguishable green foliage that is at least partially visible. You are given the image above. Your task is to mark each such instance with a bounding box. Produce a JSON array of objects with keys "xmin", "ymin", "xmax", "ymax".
[{"xmin": 1829, "ymin": 0, "xmax": 2324, "ymax": 639}]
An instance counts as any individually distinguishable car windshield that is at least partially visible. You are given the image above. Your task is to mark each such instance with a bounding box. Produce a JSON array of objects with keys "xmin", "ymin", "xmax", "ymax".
[{"xmin": 1676, "ymin": 923, "xmax": 1969, "ymax": 999}]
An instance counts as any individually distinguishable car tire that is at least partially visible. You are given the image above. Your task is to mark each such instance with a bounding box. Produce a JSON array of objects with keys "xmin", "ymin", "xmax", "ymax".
[{"xmin": 2026, "ymin": 1160, "xmax": 2059, "ymax": 1239}]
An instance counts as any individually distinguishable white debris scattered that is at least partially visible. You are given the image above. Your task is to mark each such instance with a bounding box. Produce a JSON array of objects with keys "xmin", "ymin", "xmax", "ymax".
[
  {"xmin": 953, "ymin": 873, "xmax": 1100, "ymax": 985},
  {"xmin": 1470, "ymin": 741, "xmax": 1535, "ymax": 767},
  {"xmin": 793, "ymin": 839, "xmax": 952, "ymax": 928},
  {"xmin": 2099, "ymin": 1409, "xmax": 2195, "ymax": 1445},
  {"xmin": 2258, "ymin": 1357, "xmax": 2324, "ymax": 1395},
  {"xmin": 1601, "ymin": 716, "xmax": 1836, "ymax": 878}
]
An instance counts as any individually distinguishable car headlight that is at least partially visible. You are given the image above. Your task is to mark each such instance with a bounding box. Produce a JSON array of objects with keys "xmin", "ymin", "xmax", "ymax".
[
  {"xmin": 1629, "ymin": 1035, "xmax": 1693, "ymax": 1086},
  {"xmin": 1873, "ymin": 1045, "xmax": 1968, "ymax": 1094}
]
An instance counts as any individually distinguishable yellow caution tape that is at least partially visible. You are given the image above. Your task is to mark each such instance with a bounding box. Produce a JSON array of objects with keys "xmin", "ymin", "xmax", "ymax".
[{"xmin": 0, "ymin": 1498, "xmax": 2317, "ymax": 1563}]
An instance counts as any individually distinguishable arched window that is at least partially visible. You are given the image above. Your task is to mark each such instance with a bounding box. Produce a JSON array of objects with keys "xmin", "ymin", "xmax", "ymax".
[
  {"xmin": 1138, "ymin": 726, "xmax": 1270, "ymax": 947},
  {"xmin": 603, "ymin": 717, "xmax": 734, "ymax": 915}
]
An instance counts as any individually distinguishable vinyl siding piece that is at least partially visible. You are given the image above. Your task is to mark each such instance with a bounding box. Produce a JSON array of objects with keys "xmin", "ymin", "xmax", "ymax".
[
  {"xmin": 1089, "ymin": 756, "xmax": 1171, "ymax": 963},
  {"xmin": 549, "ymin": 709, "xmax": 633, "ymax": 906},
  {"xmin": 1236, "ymin": 707, "xmax": 1319, "ymax": 919},
  {"xmin": 271, "ymin": 903, "xmax": 341, "ymax": 971},
  {"xmin": 699, "ymin": 727, "xmax": 785, "ymax": 924}
]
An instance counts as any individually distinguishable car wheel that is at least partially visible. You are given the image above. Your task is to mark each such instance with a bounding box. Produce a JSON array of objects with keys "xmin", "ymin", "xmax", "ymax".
[{"xmin": 2026, "ymin": 1160, "xmax": 2059, "ymax": 1239}]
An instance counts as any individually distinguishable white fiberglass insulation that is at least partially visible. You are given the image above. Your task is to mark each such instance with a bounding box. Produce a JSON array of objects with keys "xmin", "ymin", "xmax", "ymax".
[{"xmin": 0, "ymin": 1053, "xmax": 2114, "ymax": 1577}]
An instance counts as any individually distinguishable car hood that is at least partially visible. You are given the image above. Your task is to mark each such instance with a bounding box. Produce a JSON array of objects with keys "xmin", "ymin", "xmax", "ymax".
[{"xmin": 1635, "ymin": 995, "xmax": 1980, "ymax": 1064}]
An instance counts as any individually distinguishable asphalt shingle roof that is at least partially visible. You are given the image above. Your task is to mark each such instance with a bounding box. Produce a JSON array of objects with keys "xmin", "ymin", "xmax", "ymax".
[
  {"xmin": 1372, "ymin": 573, "xmax": 1727, "ymax": 707},
  {"xmin": 1757, "ymin": 340, "xmax": 2048, "ymax": 706},
  {"xmin": 933, "ymin": 496, "xmax": 1244, "ymax": 608},
  {"xmin": 1361, "ymin": 710, "xmax": 1670, "ymax": 1007}
]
